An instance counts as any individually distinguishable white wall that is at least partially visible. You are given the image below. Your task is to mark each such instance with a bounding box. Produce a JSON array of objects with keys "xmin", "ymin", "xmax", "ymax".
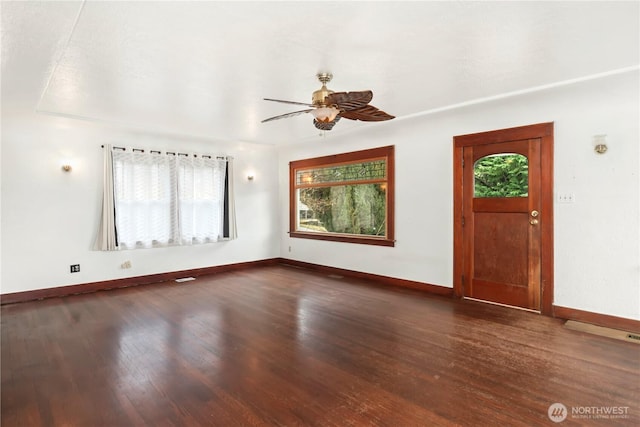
[
  {"xmin": 2, "ymin": 70, "xmax": 638, "ymax": 322},
  {"xmin": 278, "ymin": 71, "xmax": 640, "ymax": 321},
  {"xmin": 1, "ymin": 113, "xmax": 280, "ymax": 294}
]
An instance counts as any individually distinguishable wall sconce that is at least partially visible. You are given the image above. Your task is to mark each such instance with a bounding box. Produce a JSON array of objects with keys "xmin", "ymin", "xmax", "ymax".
[
  {"xmin": 61, "ymin": 164, "xmax": 72, "ymax": 172},
  {"xmin": 593, "ymin": 135, "xmax": 608, "ymax": 154},
  {"xmin": 247, "ymin": 173, "xmax": 255, "ymax": 181}
]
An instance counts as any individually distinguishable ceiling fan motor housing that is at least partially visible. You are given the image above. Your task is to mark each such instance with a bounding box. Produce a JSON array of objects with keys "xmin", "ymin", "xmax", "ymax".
[
  {"xmin": 312, "ymin": 85, "xmax": 334, "ymax": 107},
  {"xmin": 312, "ymin": 72, "xmax": 334, "ymax": 107}
]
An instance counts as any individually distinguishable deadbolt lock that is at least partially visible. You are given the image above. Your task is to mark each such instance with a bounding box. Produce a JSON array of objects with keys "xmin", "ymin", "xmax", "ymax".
[{"xmin": 531, "ymin": 210, "xmax": 539, "ymax": 217}]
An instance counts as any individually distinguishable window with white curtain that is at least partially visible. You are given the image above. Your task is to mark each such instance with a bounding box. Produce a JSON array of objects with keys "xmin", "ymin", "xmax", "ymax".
[{"xmin": 95, "ymin": 146, "xmax": 236, "ymax": 251}]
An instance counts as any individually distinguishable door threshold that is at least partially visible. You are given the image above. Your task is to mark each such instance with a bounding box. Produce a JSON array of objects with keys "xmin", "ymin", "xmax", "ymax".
[{"xmin": 463, "ymin": 297, "xmax": 541, "ymax": 314}]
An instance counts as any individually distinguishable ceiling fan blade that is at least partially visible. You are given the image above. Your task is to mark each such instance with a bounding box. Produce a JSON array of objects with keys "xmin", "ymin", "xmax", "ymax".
[
  {"xmin": 262, "ymin": 109, "xmax": 314, "ymax": 123},
  {"xmin": 325, "ymin": 91, "xmax": 373, "ymax": 111},
  {"xmin": 314, "ymin": 116, "xmax": 341, "ymax": 131},
  {"xmin": 339, "ymin": 104, "xmax": 395, "ymax": 122},
  {"xmin": 264, "ymin": 98, "xmax": 315, "ymax": 107}
]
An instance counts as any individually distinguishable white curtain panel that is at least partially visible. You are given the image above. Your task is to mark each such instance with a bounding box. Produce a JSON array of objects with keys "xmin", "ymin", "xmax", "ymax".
[
  {"xmin": 112, "ymin": 150, "xmax": 179, "ymax": 249},
  {"xmin": 93, "ymin": 145, "xmax": 118, "ymax": 250},
  {"xmin": 176, "ymin": 155, "xmax": 227, "ymax": 245},
  {"xmin": 226, "ymin": 157, "xmax": 238, "ymax": 240}
]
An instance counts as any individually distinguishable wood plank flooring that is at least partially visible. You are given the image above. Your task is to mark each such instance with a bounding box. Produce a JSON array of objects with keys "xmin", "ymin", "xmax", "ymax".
[{"xmin": 2, "ymin": 265, "xmax": 638, "ymax": 426}]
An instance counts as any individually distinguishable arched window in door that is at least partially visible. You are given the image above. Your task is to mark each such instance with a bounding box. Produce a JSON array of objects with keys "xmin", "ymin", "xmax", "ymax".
[{"xmin": 474, "ymin": 153, "xmax": 528, "ymax": 198}]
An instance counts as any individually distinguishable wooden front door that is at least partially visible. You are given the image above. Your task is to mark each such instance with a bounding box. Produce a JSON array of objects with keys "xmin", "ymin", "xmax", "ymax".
[{"xmin": 453, "ymin": 123, "xmax": 554, "ymax": 314}]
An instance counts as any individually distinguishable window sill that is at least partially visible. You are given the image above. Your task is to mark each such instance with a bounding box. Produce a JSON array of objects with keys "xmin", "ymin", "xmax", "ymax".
[{"xmin": 290, "ymin": 231, "xmax": 395, "ymax": 247}]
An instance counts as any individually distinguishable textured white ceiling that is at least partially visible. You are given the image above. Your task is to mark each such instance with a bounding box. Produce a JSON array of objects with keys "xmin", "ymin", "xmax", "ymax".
[{"xmin": 2, "ymin": 1, "xmax": 638, "ymax": 145}]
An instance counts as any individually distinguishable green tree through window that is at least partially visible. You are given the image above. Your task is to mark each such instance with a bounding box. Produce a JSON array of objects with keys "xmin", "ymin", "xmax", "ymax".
[
  {"xmin": 299, "ymin": 183, "xmax": 386, "ymax": 236},
  {"xmin": 474, "ymin": 154, "xmax": 528, "ymax": 198}
]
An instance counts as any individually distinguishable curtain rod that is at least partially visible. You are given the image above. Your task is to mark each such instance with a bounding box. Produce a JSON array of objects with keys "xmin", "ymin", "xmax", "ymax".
[{"xmin": 100, "ymin": 145, "xmax": 229, "ymax": 160}]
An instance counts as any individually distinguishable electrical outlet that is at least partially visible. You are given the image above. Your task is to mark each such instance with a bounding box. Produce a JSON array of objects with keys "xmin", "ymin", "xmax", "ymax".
[
  {"xmin": 288, "ymin": 246, "xmax": 292, "ymax": 252},
  {"xmin": 70, "ymin": 264, "xmax": 80, "ymax": 273},
  {"xmin": 121, "ymin": 261, "xmax": 132, "ymax": 269}
]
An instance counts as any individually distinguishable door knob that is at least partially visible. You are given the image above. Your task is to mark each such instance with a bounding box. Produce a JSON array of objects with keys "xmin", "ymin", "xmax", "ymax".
[
  {"xmin": 530, "ymin": 219, "xmax": 539, "ymax": 225},
  {"xmin": 531, "ymin": 210, "xmax": 539, "ymax": 217}
]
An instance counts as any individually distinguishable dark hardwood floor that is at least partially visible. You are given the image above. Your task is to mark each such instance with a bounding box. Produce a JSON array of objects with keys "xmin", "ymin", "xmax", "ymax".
[{"xmin": 2, "ymin": 264, "xmax": 638, "ymax": 426}]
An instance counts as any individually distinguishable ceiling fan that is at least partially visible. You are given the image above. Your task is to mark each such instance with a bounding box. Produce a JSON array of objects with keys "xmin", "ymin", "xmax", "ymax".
[{"xmin": 262, "ymin": 73, "xmax": 395, "ymax": 131}]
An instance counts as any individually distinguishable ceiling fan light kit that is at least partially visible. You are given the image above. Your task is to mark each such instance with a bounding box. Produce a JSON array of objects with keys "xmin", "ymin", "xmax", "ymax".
[
  {"xmin": 311, "ymin": 106, "xmax": 340, "ymax": 123},
  {"xmin": 262, "ymin": 72, "xmax": 394, "ymax": 131}
]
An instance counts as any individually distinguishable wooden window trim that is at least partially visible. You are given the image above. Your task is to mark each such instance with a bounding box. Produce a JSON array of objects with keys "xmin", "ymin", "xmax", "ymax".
[{"xmin": 289, "ymin": 146, "xmax": 395, "ymax": 247}]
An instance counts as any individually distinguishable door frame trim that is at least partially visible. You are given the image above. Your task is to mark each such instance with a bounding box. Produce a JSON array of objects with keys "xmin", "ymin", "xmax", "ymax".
[{"xmin": 453, "ymin": 122, "xmax": 554, "ymax": 315}]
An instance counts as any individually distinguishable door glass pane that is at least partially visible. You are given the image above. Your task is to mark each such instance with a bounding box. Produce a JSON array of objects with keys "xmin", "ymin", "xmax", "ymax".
[{"xmin": 474, "ymin": 153, "xmax": 528, "ymax": 198}]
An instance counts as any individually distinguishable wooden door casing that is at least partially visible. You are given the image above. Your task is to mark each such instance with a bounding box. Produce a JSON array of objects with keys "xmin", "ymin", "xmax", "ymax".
[{"xmin": 453, "ymin": 123, "xmax": 554, "ymax": 315}]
